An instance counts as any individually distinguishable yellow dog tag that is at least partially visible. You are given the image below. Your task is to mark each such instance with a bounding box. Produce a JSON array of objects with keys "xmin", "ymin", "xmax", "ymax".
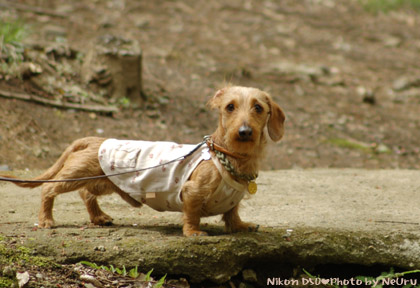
[{"xmin": 248, "ymin": 181, "xmax": 257, "ymax": 194}]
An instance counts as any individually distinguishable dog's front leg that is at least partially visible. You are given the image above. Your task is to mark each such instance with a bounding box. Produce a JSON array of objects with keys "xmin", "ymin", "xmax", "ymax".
[
  {"xmin": 181, "ymin": 183, "xmax": 208, "ymax": 237},
  {"xmin": 182, "ymin": 212, "xmax": 207, "ymax": 237},
  {"xmin": 182, "ymin": 201, "xmax": 208, "ymax": 236},
  {"xmin": 223, "ymin": 204, "xmax": 259, "ymax": 233}
]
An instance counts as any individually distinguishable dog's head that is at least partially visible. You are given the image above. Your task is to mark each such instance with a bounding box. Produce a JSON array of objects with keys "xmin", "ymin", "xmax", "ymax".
[{"xmin": 208, "ymin": 86, "xmax": 285, "ymax": 155}]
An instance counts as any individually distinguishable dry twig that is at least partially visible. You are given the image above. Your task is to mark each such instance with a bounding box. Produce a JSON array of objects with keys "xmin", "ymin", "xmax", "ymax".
[
  {"xmin": 0, "ymin": 89, "xmax": 118, "ymax": 114},
  {"xmin": 0, "ymin": 1, "xmax": 67, "ymax": 18}
]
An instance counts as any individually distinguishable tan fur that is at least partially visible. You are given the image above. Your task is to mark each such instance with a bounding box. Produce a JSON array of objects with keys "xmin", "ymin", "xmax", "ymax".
[{"xmin": 3, "ymin": 86, "xmax": 285, "ymax": 236}]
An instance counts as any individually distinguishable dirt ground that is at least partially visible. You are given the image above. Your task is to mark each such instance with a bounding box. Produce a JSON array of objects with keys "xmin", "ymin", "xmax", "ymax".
[
  {"xmin": 1, "ymin": 0, "xmax": 420, "ymax": 287},
  {"xmin": 1, "ymin": 0, "xmax": 420, "ymax": 171}
]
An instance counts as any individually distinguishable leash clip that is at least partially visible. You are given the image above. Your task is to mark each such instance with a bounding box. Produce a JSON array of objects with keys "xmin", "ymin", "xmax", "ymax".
[{"xmin": 203, "ymin": 135, "xmax": 214, "ymax": 151}]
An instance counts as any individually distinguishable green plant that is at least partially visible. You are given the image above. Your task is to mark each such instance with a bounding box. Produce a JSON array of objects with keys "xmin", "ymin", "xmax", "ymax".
[
  {"xmin": 327, "ymin": 138, "xmax": 372, "ymax": 153},
  {"xmin": 0, "ymin": 19, "xmax": 27, "ymax": 45},
  {"xmin": 128, "ymin": 265, "xmax": 140, "ymax": 278},
  {"xmin": 80, "ymin": 261, "xmax": 131, "ymax": 276},
  {"xmin": 0, "ymin": 18, "xmax": 27, "ymax": 63},
  {"xmin": 155, "ymin": 274, "xmax": 167, "ymax": 288},
  {"xmin": 0, "ymin": 241, "xmax": 54, "ymax": 268},
  {"xmin": 361, "ymin": 0, "xmax": 420, "ymax": 13},
  {"xmin": 0, "ymin": 277, "xmax": 16, "ymax": 288},
  {"xmin": 117, "ymin": 96, "xmax": 131, "ymax": 108},
  {"xmin": 145, "ymin": 268, "xmax": 154, "ymax": 281},
  {"xmin": 79, "ymin": 261, "xmax": 167, "ymax": 287},
  {"xmin": 143, "ymin": 269, "xmax": 167, "ymax": 288}
]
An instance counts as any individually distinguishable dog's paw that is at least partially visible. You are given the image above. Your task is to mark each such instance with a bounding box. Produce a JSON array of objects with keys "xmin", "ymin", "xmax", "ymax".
[
  {"xmin": 92, "ymin": 214, "xmax": 113, "ymax": 226},
  {"xmin": 38, "ymin": 219, "xmax": 55, "ymax": 229},
  {"xmin": 98, "ymin": 220, "xmax": 113, "ymax": 226},
  {"xmin": 247, "ymin": 223, "xmax": 260, "ymax": 232},
  {"xmin": 228, "ymin": 222, "xmax": 260, "ymax": 233},
  {"xmin": 183, "ymin": 230, "xmax": 208, "ymax": 237}
]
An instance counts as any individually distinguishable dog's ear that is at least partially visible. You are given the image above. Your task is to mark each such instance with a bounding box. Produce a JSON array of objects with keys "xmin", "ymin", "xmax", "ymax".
[
  {"xmin": 207, "ymin": 88, "xmax": 226, "ymax": 109},
  {"xmin": 265, "ymin": 94, "xmax": 286, "ymax": 142}
]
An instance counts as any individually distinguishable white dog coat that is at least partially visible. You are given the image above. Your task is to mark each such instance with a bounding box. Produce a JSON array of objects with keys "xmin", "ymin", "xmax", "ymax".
[{"xmin": 98, "ymin": 139, "xmax": 246, "ymax": 215}]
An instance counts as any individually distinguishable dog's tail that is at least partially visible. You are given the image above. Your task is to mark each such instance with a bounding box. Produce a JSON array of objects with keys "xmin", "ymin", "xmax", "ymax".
[{"xmin": 0, "ymin": 137, "xmax": 102, "ymax": 188}]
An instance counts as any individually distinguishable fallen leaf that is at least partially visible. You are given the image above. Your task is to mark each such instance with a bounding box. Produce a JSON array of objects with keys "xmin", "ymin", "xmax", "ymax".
[{"xmin": 17, "ymin": 271, "xmax": 30, "ymax": 288}]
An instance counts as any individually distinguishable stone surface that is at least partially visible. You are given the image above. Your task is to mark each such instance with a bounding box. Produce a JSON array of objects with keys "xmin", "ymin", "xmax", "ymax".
[
  {"xmin": 242, "ymin": 269, "xmax": 258, "ymax": 283},
  {"xmin": 1, "ymin": 169, "xmax": 419, "ymax": 283}
]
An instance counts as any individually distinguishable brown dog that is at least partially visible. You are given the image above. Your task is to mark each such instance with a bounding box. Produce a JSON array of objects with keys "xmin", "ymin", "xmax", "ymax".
[{"xmin": 4, "ymin": 86, "xmax": 285, "ymax": 236}]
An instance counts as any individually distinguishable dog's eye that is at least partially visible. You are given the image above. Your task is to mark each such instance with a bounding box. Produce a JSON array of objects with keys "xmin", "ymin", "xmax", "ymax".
[
  {"xmin": 254, "ymin": 104, "xmax": 263, "ymax": 113},
  {"xmin": 226, "ymin": 103, "xmax": 235, "ymax": 112}
]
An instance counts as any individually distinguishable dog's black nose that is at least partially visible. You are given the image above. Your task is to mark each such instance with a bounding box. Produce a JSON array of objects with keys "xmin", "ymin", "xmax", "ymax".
[{"xmin": 238, "ymin": 125, "xmax": 253, "ymax": 139}]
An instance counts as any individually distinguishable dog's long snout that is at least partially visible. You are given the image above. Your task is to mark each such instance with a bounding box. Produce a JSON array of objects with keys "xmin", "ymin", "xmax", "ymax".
[{"xmin": 238, "ymin": 124, "xmax": 253, "ymax": 140}]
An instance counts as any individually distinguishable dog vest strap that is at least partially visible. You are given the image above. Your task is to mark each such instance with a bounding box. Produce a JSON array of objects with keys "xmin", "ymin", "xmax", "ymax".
[{"xmin": 211, "ymin": 155, "xmax": 246, "ymax": 192}]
